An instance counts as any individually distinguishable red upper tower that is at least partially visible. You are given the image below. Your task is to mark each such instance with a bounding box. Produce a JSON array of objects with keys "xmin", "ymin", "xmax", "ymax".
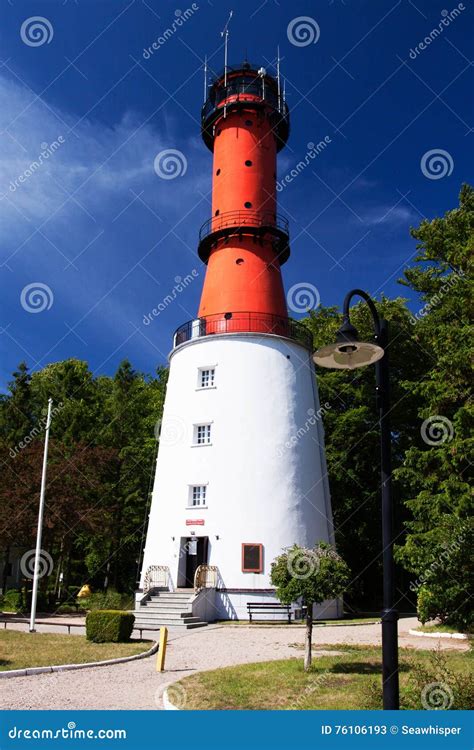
[{"xmin": 197, "ymin": 62, "xmax": 291, "ymax": 335}]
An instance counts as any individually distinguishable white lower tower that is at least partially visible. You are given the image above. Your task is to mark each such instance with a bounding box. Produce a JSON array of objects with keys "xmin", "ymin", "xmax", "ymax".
[{"xmin": 139, "ymin": 329, "xmax": 339, "ymax": 620}]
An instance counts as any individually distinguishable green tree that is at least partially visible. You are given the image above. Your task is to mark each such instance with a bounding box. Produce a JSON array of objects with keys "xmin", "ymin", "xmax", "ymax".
[
  {"xmin": 271, "ymin": 543, "xmax": 349, "ymax": 670},
  {"xmin": 395, "ymin": 184, "xmax": 473, "ymax": 631}
]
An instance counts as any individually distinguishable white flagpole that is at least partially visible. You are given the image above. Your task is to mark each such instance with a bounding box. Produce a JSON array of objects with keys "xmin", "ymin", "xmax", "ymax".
[{"xmin": 29, "ymin": 397, "xmax": 53, "ymax": 633}]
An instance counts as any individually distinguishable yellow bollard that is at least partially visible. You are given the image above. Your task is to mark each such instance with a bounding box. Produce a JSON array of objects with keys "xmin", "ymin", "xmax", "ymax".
[{"xmin": 156, "ymin": 626, "xmax": 168, "ymax": 672}]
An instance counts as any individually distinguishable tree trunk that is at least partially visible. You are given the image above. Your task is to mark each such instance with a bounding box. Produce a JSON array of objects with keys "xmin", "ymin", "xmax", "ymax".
[{"xmin": 304, "ymin": 602, "xmax": 313, "ymax": 671}]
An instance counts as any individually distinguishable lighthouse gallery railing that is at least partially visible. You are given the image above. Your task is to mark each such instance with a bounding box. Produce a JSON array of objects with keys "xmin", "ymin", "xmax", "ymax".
[{"xmin": 173, "ymin": 312, "xmax": 313, "ymax": 351}]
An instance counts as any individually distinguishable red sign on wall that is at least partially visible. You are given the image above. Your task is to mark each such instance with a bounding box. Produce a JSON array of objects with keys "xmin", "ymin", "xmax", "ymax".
[{"xmin": 186, "ymin": 519, "xmax": 205, "ymax": 526}]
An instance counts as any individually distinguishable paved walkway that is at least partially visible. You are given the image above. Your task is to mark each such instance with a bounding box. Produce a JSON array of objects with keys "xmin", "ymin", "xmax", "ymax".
[{"xmin": 1, "ymin": 616, "xmax": 468, "ymax": 710}]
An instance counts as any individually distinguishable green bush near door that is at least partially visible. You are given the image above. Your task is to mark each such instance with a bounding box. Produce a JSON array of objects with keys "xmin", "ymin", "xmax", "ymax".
[{"xmin": 86, "ymin": 610, "xmax": 135, "ymax": 643}]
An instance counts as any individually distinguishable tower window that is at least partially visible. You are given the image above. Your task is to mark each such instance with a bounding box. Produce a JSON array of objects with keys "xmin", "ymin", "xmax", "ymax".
[
  {"xmin": 215, "ymin": 209, "xmax": 220, "ymax": 216},
  {"xmin": 216, "ymin": 168, "xmax": 221, "ymax": 175},
  {"xmin": 199, "ymin": 368, "xmax": 215, "ymax": 388},
  {"xmin": 245, "ymin": 120, "xmax": 253, "ymax": 126},
  {"xmin": 242, "ymin": 543, "xmax": 263, "ymax": 573},
  {"xmin": 245, "ymin": 160, "xmax": 252, "ymax": 167},
  {"xmin": 244, "ymin": 201, "xmax": 252, "ymax": 209},
  {"xmin": 194, "ymin": 423, "xmax": 212, "ymax": 445},
  {"xmin": 189, "ymin": 485, "xmax": 207, "ymax": 507},
  {"xmin": 236, "ymin": 258, "xmax": 244, "ymax": 265}
]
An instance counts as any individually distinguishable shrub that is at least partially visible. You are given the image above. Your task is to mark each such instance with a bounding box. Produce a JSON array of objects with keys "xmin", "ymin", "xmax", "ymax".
[
  {"xmin": 80, "ymin": 591, "xmax": 134, "ymax": 612},
  {"xmin": 86, "ymin": 610, "xmax": 135, "ymax": 643},
  {"xmin": 1, "ymin": 589, "xmax": 24, "ymax": 613}
]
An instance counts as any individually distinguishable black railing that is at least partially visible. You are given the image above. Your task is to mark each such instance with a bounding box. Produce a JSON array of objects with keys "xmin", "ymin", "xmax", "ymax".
[
  {"xmin": 197, "ymin": 209, "xmax": 290, "ymax": 265},
  {"xmin": 199, "ymin": 210, "xmax": 289, "ymax": 244},
  {"xmin": 174, "ymin": 313, "xmax": 313, "ymax": 351},
  {"xmin": 201, "ymin": 67, "xmax": 290, "ymax": 152}
]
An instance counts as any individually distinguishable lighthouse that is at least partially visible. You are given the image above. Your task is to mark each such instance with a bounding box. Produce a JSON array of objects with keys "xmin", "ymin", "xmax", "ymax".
[{"xmin": 137, "ymin": 61, "xmax": 339, "ymax": 625}]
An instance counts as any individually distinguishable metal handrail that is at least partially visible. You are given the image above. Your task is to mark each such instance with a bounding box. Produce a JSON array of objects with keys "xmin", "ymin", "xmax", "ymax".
[
  {"xmin": 199, "ymin": 210, "xmax": 289, "ymax": 245},
  {"xmin": 143, "ymin": 565, "xmax": 170, "ymax": 593},
  {"xmin": 194, "ymin": 564, "xmax": 218, "ymax": 593},
  {"xmin": 173, "ymin": 312, "xmax": 313, "ymax": 351}
]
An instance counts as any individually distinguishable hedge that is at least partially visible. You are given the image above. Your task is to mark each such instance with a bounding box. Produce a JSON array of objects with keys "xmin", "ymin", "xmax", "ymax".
[{"xmin": 86, "ymin": 610, "xmax": 135, "ymax": 643}]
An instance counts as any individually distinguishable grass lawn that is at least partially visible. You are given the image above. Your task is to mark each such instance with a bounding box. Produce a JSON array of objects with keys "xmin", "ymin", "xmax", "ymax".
[
  {"xmin": 0, "ymin": 630, "xmax": 151, "ymax": 672},
  {"xmin": 175, "ymin": 645, "xmax": 473, "ymax": 710}
]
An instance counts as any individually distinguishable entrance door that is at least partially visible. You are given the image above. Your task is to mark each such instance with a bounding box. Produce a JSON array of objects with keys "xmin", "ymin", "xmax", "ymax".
[{"xmin": 184, "ymin": 537, "xmax": 208, "ymax": 588}]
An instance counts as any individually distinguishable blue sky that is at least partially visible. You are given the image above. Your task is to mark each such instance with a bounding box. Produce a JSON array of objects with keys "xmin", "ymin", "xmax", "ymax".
[{"xmin": 1, "ymin": 0, "xmax": 472, "ymax": 389}]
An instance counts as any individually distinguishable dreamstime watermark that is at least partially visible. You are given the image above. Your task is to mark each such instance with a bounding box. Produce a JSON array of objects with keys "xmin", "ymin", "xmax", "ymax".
[
  {"xmin": 421, "ymin": 415, "xmax": 454, "ymax": 445},
  {"xmin": 10, "ymin": 401, "xmax": 64, "ymax": 458},
  {"xmin": 143, "ymin": 270, "xmax": 198, "ymax": 325},
  {"xmin": 409, "ymin": 268, "xmax": 464, "ymax": 324},
  {"xmin": 408, "ymin": 4, "xmax": 466, "ymax": 60},
  {"xmin": 287, "ymin": 16, "xmax": 320, "ymax": 47},
  {"xmin": 20, "ymin": 16, "xmax": 54, "ymax": 47},
  {"xmin": 9, "ymin": 724, "xmax": 127, "ymax": 740},
  {"xmin": 154, "ymin": 415, "xmax": 187, "ymax": 446},
  {"xmin": 20, "ymin": 282, "xmax": 54, "ymax": 313},
  {"xmin": 421, "ymin": 681, "xmax": 454, "ymax": 710},
  {"xmin": 276, "ymin": 138, "xmax": 332, "ymax": 192},
  {"xmin": 20, "ymin": 549, "xmax": 54, "ymax": 580},
  {"xmin": 420, "ymin": 149, "xmax": 454, "ymax": 180},
  {"xmin": 287, "ymin": 547, "xmax": 320, "ymax": 580},
  {"xmin": 8, "ymin": 137, "xmax": 65, "ymax": 194},
  {"xmin": 155, "ymin": 682, "xmax": 188, "ymax": 709},
  {"xmin": 409, "ymin": 523, "xmax": 468, "ymax": 592},
  {"xmin": 153, "ymin": 149, "xmax": 188, "ymax": 180},
  {"xmin": 287, "ymin": 282, "xmax": 320, "ymax": 313},
  {"xmin": 142, "ymin": 5, "xmax": 199, "ymax": 59},
  {"xmin": 277, "ymin": 404, "xmax": 331, "ymax": 458}
]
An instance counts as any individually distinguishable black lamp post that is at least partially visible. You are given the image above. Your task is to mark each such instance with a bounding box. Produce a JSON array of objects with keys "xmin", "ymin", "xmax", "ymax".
[{"xmin": 313, "ymin": 288, "xmax": 399, "ymax": 710}]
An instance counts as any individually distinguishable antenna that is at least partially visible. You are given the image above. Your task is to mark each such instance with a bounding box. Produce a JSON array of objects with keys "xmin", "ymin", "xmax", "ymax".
[
  {"xmin": 276, "ymin": 46, "xmax": 281, "ymax": 111},
  {"xmin": 203, "ymin": 55, "xmax": 208, "ymax": 103},
  {"xmin": 221, "ymin": 10, "xmax": 233, "ymax": 87}
]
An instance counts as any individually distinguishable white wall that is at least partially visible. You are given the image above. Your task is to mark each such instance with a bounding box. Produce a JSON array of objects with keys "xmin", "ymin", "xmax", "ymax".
[{"xmin": 140, "ymin": 332, "xmax": 336, "ymax": 619}]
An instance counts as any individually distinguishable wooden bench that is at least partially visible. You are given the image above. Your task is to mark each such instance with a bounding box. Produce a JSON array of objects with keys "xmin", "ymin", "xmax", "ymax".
[{"xmin": 247, "ymin": 602, "xmax": 292, "ymax": 624}]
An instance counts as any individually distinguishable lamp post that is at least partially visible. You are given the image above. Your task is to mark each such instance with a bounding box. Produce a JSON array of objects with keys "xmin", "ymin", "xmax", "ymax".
[{"xmin": 313, "ymin": 289, "xmax": 399, "ymax": 710}]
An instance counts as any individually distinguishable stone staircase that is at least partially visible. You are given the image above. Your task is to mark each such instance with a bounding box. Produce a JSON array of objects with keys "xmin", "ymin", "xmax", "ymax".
[{"xmin": 134, "ymin": 590, "xmax": 207, "ymax": 629}]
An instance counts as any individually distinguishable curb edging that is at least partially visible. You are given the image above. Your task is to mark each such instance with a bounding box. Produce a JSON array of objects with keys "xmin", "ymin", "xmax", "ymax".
[
  {"xmin": 408, "ymin": 628, "xmax": 470, "ymax": 641},
  {"xmin": 0, "ymin": 641, "xmax": 158, "ymax": 679},
  {"xmin": 162, "ymin": 688, "xmax": 180, "ymax": 710}
]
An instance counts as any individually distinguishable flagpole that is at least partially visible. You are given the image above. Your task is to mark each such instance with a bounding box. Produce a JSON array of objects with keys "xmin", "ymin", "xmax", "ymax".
[{"xmin": 29, "ymin": 397, "xmax": 53, "ymax": 633}]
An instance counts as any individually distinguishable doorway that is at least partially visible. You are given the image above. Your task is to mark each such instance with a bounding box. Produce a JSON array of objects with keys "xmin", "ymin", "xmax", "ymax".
[{"xmin": 182, "ymin": 537, "xmax": 208, "ymax": 588}]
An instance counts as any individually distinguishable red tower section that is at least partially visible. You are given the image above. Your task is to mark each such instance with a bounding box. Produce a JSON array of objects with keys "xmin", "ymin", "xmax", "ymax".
[{"xmin": 197, "ymin": 63, "xmax": 291, "ymax": 337}]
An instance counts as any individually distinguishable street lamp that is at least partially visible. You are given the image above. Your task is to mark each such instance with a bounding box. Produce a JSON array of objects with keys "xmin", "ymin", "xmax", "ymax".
[{"xmin": 313, "ymin": 288, "xmax": 399, "ymax": 710}]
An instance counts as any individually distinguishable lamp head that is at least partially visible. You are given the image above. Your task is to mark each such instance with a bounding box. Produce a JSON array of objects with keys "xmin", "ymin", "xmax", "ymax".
[{"xmin": 313, "ymin": 317, "xmax": 384, "ymax": 370}]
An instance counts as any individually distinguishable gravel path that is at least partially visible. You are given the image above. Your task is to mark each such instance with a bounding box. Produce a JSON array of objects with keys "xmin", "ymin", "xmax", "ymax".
[{"xmin": 0, "ymin": 616, "xmax": 468, "ymax": 710}]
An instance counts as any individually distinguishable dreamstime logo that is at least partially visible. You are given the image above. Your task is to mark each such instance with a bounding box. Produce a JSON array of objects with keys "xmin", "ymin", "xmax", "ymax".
[
  {"xmin": 143, "ymin": 4, "xmax": 199, "ymax": 59},
  {"xmin": 8, "ymin": 136, "xmax": 65, "ymax": 193},
  {"xmin": 287, "ymin": 16, "xmax": 320, "ymax": 47},
  {"xmin": 408, "ymin": 4, "xmax": 466, "ymax": 60},
  {"xmin": 20, "ymin": 16, "xmax": 54, "ymax": 47},
  {"xmin": 287, "ymin": 548, "xmax": 319, "ymax": 580},
  {"xmin": 421, "ymin": 415, "xmax": 454, "ymax": 445},
  {"xmin": 420, "ymin": 149, "xmax": 454, "ymax": 180},
  {"xmin": 10, "ymin": 401, "xmax": 64, "ymax": 458},
  {"xmin": 20, "ymin": 549, "xmax": 54, "ymax": 580},
  {"xmin": 287, "ymin": 282, "xmax": 320, "ymax": 313},
  {"xmin": 154, "ymin": 149, "xmax": 188, "ymax": 180},
  {"xmin": 277, "ymin": 404, "xmax": 331, "ymax": 458},
  {"xmin": 421, "ymin": 682, "xmax": 454, "ymax": 710},
  {"xmin": 143, "ymin": 270, "xmax": 199, "ymax": 325},
  {"xmin": 20, "ymin": 283, "xmax": 54, "ymax": 313},
  {"xmin": 154, "ymin": 415, "xmax": 187, "ymax": 446},
  {"xmin": 409, "ymin": 268, "xmax": 464, "ymax": 325},
  {"xmin": 277, "ymin": 138, "xmax": 332, "ymax": 192}
]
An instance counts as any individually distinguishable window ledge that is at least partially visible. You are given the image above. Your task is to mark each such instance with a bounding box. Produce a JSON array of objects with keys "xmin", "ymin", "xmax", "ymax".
[
  {"xmin": 196, "ymin": 386, "xmax": 217, "ymax": 391},
  {"xmin": 191, "ymin": 443, "xmax": 213, "ymax": 448},
  {"xmin": 186, "ymin": 505, "xmax": 208, "ymax": 510}
]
